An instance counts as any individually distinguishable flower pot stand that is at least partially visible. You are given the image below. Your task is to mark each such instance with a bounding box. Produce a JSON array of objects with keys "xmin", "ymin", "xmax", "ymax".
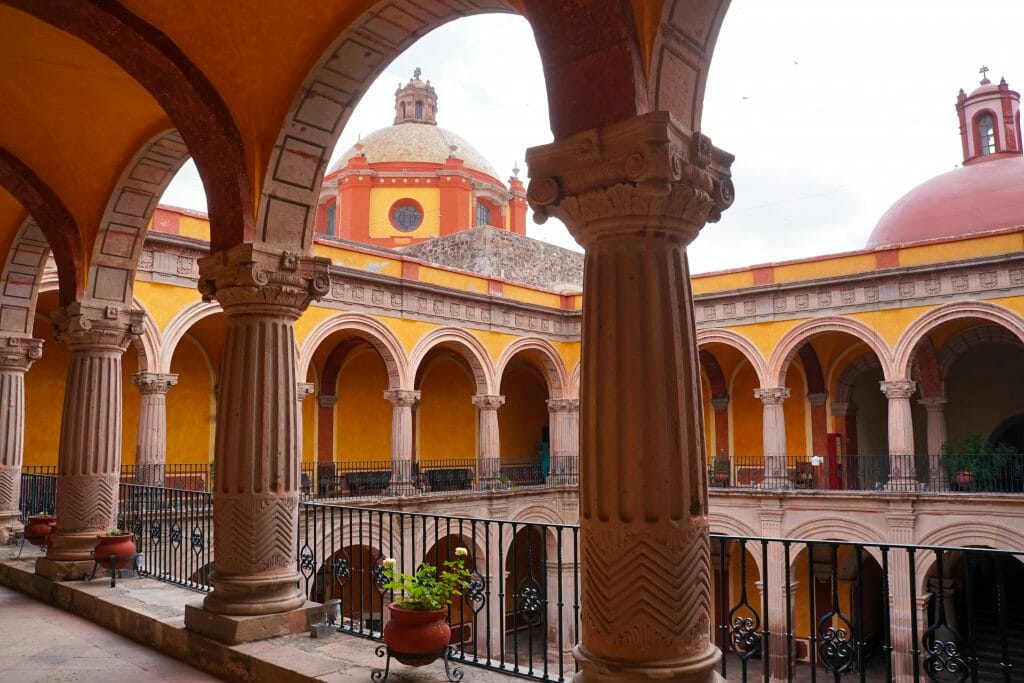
[
  {"xmin": 86, "ymin": 553, "xmax": 141, "ymax": 588},
  {"xmin": 371, "ymin": 643, "xmax": 463, "ymax": 682}
]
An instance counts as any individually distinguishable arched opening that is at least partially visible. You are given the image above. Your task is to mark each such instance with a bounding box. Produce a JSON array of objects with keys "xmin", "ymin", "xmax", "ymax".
[
  {"xmin": 423, "ymin": 534, "xmax": 481, "ymax": 648},
  {"xmin": 312, "ymin": 544, "xmax": 384, "ymax": 632},
  {"xmin": 504, "ymin": 525, "xmax": 547, "ymax": 666},
  {"xmin": 498, "ymin": 353, "xmax": 550, "ymax": 487},
  {"xmin": 415, "ymin": 345, "xmax": 477, "ymax": 490}
]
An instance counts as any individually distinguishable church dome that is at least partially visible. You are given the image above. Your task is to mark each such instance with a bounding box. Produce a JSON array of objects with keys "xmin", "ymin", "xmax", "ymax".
[
  {"xmin": 866, "ymin": 155, "xmax": 1024, "ymax": 247},
  {"xmin": 328, "ymin": 124, "xmax": 500, "ymax": 180}
]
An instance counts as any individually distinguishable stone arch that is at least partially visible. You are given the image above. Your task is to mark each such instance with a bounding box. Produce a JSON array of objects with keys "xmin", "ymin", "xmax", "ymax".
[
  {"xmin": 911, "ymin": 336, "xmax": 942, "ymax": 398},
  {"xmin": 915, "ymin": 521, "xmax": 1024, "ymax": 594},
  {"xmin": 298, "ymin": 312, "xmax": 408, "ymax": 391},
  {"xmin": 0, "ymin": 147, "xmax": 82, "ymax": 304},
  {"xmin": 510, "ymin": 503, "xmax": 566, "ymax": 528},
  {"xmin": 160, "ymin": 300, "xmax": 222, "ymax": 374},
  {"xmin": 832, "ymin": 353, "xmax": 883, "ymax": 405},
  {"xmin": 0, "ymin": 218, "xmax": 52, "ymax": 336},
  {"xmin": 130, "ymin": 296, "xmax": 161, "ymax": 373},
  {"xmin": 408, "ymin": 327, "xmax": 495, "ymax": 395},
  {"xmin": 567, "ymin": 362, "xmax": 580, "ymax": 399},
  {"xmin": 709, "ymin": 514, "xmax": 759, "ymax": 541},
  {"xmin": 768, "ymin": 317, "xmax": 894, "ymax": 387},
  {"xmin": 258, "ymin": 0, "xmax": 517, "ymax": 250},
  {"xmin": 87, "ymin": 130, "xmax": 190, "ymax": 307},
  {"xmin": 13, "ymin": 2, "xmax": 253, "ymax": 250},
  {"xmin": 797, "ymin": 344, "xmax": 826, "ymax": 395},
  {"xmin": 783, "ymin": 517, "xmax": 886, "ymax": 570},
  {"xmin": 893, "ymin": 301, "xmax": 1024, "ymax": 379},
  {"xmin": 698, "ymin": 350, "xmax": 727, "ymax": 398},
  {"xmin": 937, "ymin": 324, "xmax": 1023, "ymax": 380},
  {"xmin": 495, "ymin": 337, "xmax": 568, "ymax": 399},
  {"xmin": 696, "ymin": 328, "xmax": 769, "ymax": 387}
]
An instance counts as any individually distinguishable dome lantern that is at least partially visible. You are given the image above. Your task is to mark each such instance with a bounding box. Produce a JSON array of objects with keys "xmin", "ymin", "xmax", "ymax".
[
  {"xmin": 394, "ymin": 67, "xmax": 438, "ymax": 125},
  {"xmin": 956, "ymin": 67, "xmax": 1022, "ymax": 165}
]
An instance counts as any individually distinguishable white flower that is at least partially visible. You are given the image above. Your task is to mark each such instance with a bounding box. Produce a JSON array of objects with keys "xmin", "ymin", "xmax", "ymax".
[
  {"xmin": 383, "ymin": 557, "xmax": 397, "ymax": 568},
  {"xmin": 455, "ymin": 547, "xmax": 468, "ymax": 557}
]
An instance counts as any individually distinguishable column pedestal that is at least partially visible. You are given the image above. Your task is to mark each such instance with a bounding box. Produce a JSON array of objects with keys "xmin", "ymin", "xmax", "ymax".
[
  {"xmin": 881, "ymin": 380, "xmax": 918, "ymax": 492},
  {"xmin": 755, "ymin": 388, "xmax": 791, "ymax": 489},
  {"xmin": 0, "ymin": 337, "xmax": 42, "ymax": 544},
  {"xmin": 527, "ymin": 111, "xmax": 733, "ymax": 682},
  {"xmin": 130, "ymin": 372, "xmax": 178, "ymax": 486},
  {"xmin": 385, "ymin": 389, "xmax": 419, "ymax": 495},
  {"xmin": 473, "ymin": 394, "xmax": 504, "ymax": 489}
]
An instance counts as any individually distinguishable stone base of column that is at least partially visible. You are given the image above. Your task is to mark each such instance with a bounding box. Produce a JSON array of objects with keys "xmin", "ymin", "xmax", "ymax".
[
  {"xmin": 884, "ymin": 477, "xmax": 920, "ymax": 493},
  {"xmin": 387, "ymin": 480, "xmax": 418, "ymax": 496},
  {"xmin": 0, "ymin": 510, "xmax": 19, "ymax": 544},
  {"xmin": 184, "ymin": 601, "xmax": 322, "ymax": 645},
  {"xmin": 761, "ymin": 476, "xmax": 792, "ymax": 490},
  {"xmin": 574, "ymin": 642, "xmax": 724, "ymax": 683},
  {"xmin": 202, "ymin": 570, "xmax": 306, "ymax": 617},
  {"xmin": 35, "ymin": 557, "xmax": 96, "ymax": 581}
]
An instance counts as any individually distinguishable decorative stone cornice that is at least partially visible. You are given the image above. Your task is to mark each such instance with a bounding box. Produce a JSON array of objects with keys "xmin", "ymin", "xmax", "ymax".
[
  {"xmin": 754, "ymin": 387, "xmax": 790, "ymax": 405},
  {"xmin": 807, "ymin": 392, "xmax": 829, "ymax": 407},
  {"xmin": 131, "ymin": 372, "xmax": 178, "ymax": 395},
  {"xmin": 472, "ymin": 394, "xmax": 505, "ymax": 410},
  {"xmin": 709, "ymin": 396, "xmax": 730, "ymax": 411},
  {"xmin": 296, "ymin": 382, "xmax": 315, "ymax": 401},
  {"xmin": 546, "ymin": 398, "xmax": 579, "ymax": 412},
  {"xmin": 526, "ymin": 111, "xmax": 734, "ymax": 247},
  {"xmin": 317, "ymin": 394, "xmax": 338, "ymax": 409},
  {"xmin": 198, "ymin": 243, "xmax": 330, "ymax": 316},
  {"xmin": 0, "ymin": 336, "xmax": 42, "ymax": 372},
  {"xmin": 880, "ymin": 380, "xmax": 917, "ymax": 400},
  {"xmin": 384, "ymin": 389, "xmax": 420, "ymax": 408},
  {"xmin": 52, "ymin": 301, "xmax": 144, "ymax": 352}
]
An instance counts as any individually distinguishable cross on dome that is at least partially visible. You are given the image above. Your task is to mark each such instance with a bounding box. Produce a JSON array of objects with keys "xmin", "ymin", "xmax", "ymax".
[{"xmin": 980, "ymin": 65, "xmax": 990, "ymax": 84}]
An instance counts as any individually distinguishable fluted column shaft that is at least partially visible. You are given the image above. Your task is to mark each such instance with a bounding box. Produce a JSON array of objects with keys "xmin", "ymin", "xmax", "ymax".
[
  {"xmin": 130, "ymin": 372, "xmax": 178, "ymax": 486},
  {"xmin": 0, "ymin": 337, "xmax": 42, "ymax": 543},
  {"xmin": 385, "ymin": 389, "xmax": 419, "ymax": 494},
  {"xmin": 198, "ymin": 244, "xmax": 330, "ymax": 616},
  {"xmin": 919, "ymin": 397, "xmax": 947, "ymax": 491},
  {"xmin": 756, "ymin": 387, "xmax": 790, "ymax": 489},
  {"xmin": 546, "ymin": 398, "xmax": 579, "ymax": 484},
  {"xmin": 473, "ymin": 394, "xmax": 504, "ymax": 487},
  {"xmin": 47, "ymin": 304, "xmax": 143, "ymax": 564},
  {"xmin": 527, "ymin": 111, "xmax": 734, "ymax": 682},
  {"xmin": 881, "ymin": 380, "xmax": 917, "ymax": 491}
]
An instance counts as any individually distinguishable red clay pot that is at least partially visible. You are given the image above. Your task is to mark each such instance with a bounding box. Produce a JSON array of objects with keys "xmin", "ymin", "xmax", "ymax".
[
  {"xmin": 93, "ymin": 532, "xmax": 137, "ymax": 570},
  {"xmin": 383, "ymin": 604, "xmax": 451, "ymax": 666},
  {"xmin": 24, "ymin": 515, "xmax": 56, "ymax": 546}
]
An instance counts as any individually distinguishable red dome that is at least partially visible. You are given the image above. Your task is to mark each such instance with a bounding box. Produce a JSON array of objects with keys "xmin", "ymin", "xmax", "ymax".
[{"xmin": 866, "ymin": 155, "xmax": 1024, "ymax": 247}]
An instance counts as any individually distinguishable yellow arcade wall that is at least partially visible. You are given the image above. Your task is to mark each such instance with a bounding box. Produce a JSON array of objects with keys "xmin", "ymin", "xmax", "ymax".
[
  {"xmin": 417, "ymin": 354, "xmax": 475, "ymax": 460},
  {"xmin": 731, "ymin": 365, "xmax": 762, "ymax": 458},
  {"xmin": 333, "ymin": 347, "xmax": 391, "ymax": 462},
  {"xmin": 498, "ymin": 366, "xmax": 549, "ymax": 461},
  {"xmin": 166, "ymin": 335, "xmax": 215, "ymax": 464}
]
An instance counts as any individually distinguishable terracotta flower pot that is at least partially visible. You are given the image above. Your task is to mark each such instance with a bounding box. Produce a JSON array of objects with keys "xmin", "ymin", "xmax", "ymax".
[
  {"xmin": 24, "ymin": 515, "xmax": 56, "ymax": 546},
  {"xmin": 383, "ymin": 604, "xmax": 451, "ymax": 666},
  {"xmin": 955, "ymin": 471, "xmax": 973, "ymax": 488},
  {"xmin": 93, "ymin": 532, "xmax": 137, "ymax": 570}
]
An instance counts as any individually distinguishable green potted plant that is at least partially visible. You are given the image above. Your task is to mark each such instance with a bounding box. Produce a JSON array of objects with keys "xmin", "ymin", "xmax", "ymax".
[
  {"xmin": 941, "ymin": 435, "xmax": 1017, "ymax": 491},
  {"xmin": 93, "ymin": 528, "xmax": 137, "ymax": 570},
  {"xmin": 711, "ymin": 451, "xmax": 730, "ymax": 486},
  {"xmin": 379, "ymin": 548, "xmax": 471, "ymax": 667}
]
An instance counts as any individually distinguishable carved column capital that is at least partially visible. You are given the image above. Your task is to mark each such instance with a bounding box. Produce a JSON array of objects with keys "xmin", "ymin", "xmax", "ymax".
[
  {"xmin": 918, "ymin": 396, "xmax": 948, "ymax": 412},
  {"xmin": 880, "ymin": 380, "xmax": 917, "ymax": 400},
  {"xmin": 296, "ymin": 382, "xmax": 315, "ymax": 402},
  {"xmin": 754, "ymin": 387, "xmax": 790, "ymax": 405},
  {"xmin": 0, "ymin": 336, "xmax": 43, "ymax": 372},
  {"xmin": 131, "ymin": 372, "xmax": 178, "ymax": 395},
  {"xmin": 546, "ymin": 398, "xmax": 579, "ymax": 412},
  {"xmin": 198, "ymin": 243, "xmax": 331, "ymax": 317},
  {"xmin": 384, "ymin": 389, "xmax": 420, "ymax": 408},
  {"xmin": 526, "ymin": 111, "xmax": 734, "ymax": 247},
  {"xmin": 52, "ymin": 301, "xmax": 144, "ymax": 352},
  {"xmin": 807, "ymin": 392, "xmax": 828, "ymax": 407},
  {"xmin": 709, "ymin": 396, "xmax": 730, "ymax": 412},
  {"xmin": 317, "ymin": 394, "xmax": 337, "ymax": 409},
  {"xmin": 472, "ymin": 394, "xmax": 505, "ymax": 410}
]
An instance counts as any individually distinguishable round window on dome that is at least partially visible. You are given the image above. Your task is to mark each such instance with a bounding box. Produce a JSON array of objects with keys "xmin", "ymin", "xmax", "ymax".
[{"xmin": 390, "ymin": 200, "xmax": 423, "ymax": 232}]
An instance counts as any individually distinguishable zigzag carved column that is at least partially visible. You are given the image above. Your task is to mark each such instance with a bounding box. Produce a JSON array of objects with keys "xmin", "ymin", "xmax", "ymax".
[
  {"xmin": 42, "ymin": 304, "xmax": 143, "ymax": 577},
  {"xmin": 130, "ymin": 372, "xmax": 178, "ymax": 486},
  {"xmin": 194, "ymin": 244, "xmax": 329, "ymax": 618},
  {"xmin": 527, "ymin": 112, "xmax": 734, "ymax": 683},
  {"xmin": 473, "ymin": 394, "xmax": 504, "ymax": 488},
  {"xmin": 385, "ymin": 389, "xmax": 419, "ymax": 494},
  {"xmin": 0, "ymin": 337, "xmax": 43, "ymax": 544}
]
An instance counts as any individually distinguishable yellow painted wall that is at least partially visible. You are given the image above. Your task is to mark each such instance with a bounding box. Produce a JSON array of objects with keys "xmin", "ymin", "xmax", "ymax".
[
  {"xmin": 334, "ymin": 348, "xmax": 391, "ymax": 463},
  {"xmin": 731, "ymin": 364, "xmax": 762, "ymax": 459},
  {"xmin": 120, "ymin": 350, "xmax": 140, "ymax": 465},
  {"xmin": 24, "ymin": 321, "xmax": 67, "ymax": 466},
  {"xmin": 134, "ymin": 280, "xmax": 203, "ymax": 331},
  {"xmin": 773, "ymin": 253, "xmax": 877, "ymax": 284},
  {"xmin": 301, "ymin": 386, "xmax": 316, "ymax": 463},
  {"xmin": 785, "ymin": 367, "xmax": 808, "ymax": 457},
  {"xmin": 166, "ymin": 335, "xmax": 214, "ymax": 464},
  {"xmin": 177, "ymin": 215, "xmax": 210, "ymax": 241},
  {"xmin": 692, "ymin": 270, "xmax": 754, "ymax": 295},
  {"xmin": 417, "ymin": 265, "xmax": 487, "ymax": 294},
  {"xmin": 898, "ymin": 232, "xmax": 1023, "ymax": 267},
  {"xmin": 502, "ymin": 284, "xmax": 562, "ymax": 308},
  {"xmin": 417, "ymin": 354, "xmax": 475, "ymax": 460},
  {"xmin": 498, "ymin": 367, "xmax": 549, "ymax": 461},
  {"xmin": 369, "ymin": 187, "xmax": 440, "ymax": 238},
  {"xmin": 311, "ymin": 243, "xmax": 403, "ymax": 278}
]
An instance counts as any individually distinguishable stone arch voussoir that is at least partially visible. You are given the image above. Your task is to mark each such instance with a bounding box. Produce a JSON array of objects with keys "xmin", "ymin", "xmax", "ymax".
[
  {"xmin": 696, "ymin": 328, "xmax": 769, "ymax": 388},
  {"xmin": 408, "ymin": 327, "xmax": 495, "ymax": 395},
  {"xmin": 298, "ymin": 312, "xmax": 409, "ymax": 391},
  {"xmin": 768, "ymin": 317, "xmax": 895, "ymax": 387},
  {"xmin": 495, "ymin": 337, "xmax": 568, "ymax": 399}
]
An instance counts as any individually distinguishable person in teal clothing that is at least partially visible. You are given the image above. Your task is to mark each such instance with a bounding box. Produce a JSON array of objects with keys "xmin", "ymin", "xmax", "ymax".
[{"xmin": 538, "ymin": 427, "xmax": 551, "ymax": 481}]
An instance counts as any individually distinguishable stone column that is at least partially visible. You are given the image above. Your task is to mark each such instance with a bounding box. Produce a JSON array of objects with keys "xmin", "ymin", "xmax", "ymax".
[
  {"xmin": 755, "ymin": 387, "xmax": 791, "ymax": 489},
  {"xmin": 473, "ymin": 394, "xmax": 504, "ymax": 489},
  {"xmin": 759, "ymin": 501, "xmax": 792, "ymax": 682},
  {"xmin": 546, "ymin": 398, "xmax": 579, "ymax": 485},
  {"xmin": 807, "ymin": 391, "xmax": 828, "ymax": 458},
  {"xmin": 0, "ymin": 337, "xmax": 43, "ymax": 544},
  {"xmin": 527, "ymin": 111, "xmax": 734, "ymax": 682},
  {"xmin": 188, "ymin": 244, "xmax": 329, "ymax": 622},
  {"xmin": 919, "ymin": 397, "xmax": 947, "ymax": 492},
  {"xmin": 709, "ymin": 396, "xmax": 730, "ymax": 459},
  {"xmin": 130, "ymin": 372, "xmax": 178, "ymax": 486},
  {"xmin": 546, "ymin": 555, "xmax": 578, "ymax": 665},
  {"xmin": 886, "ymin": 505, "xmax": 917, "ymax": 683},
  {"xmin": 881, "ymin": 380, "xmax": 918, "ymax": 491},
  {"xmin": 42, "ymin": 303, "xmax": 143, "ymax": 578},
  {"xmin": 384, "ymin": 389, "xmax": 419, "ymax": 495}
]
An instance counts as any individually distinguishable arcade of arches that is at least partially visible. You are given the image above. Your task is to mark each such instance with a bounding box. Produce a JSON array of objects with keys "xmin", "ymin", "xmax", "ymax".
[{"xmin": 0, "ymin": 3, "xmax": 1023, "ymax": 683}]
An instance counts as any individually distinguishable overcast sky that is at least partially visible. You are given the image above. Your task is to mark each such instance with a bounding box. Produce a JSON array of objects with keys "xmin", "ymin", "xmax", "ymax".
[{"xmin": 162, "ymin": 0, "xmax": 1024, "ymax": 274}]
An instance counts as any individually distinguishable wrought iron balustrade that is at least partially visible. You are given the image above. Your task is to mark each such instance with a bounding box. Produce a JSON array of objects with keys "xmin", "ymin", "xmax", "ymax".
[{"xmin": 19, "ymin": 473, "xmax": 56, "ymax": 521}]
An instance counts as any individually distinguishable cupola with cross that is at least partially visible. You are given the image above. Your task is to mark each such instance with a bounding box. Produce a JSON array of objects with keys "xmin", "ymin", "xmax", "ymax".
[
  {"xmin": 394, "ymin": 67, "xmax": 438, "ymax": 125},
  {"xmin": 956, "ymin": 65, "xmax": 1022, "ymax": 164}
]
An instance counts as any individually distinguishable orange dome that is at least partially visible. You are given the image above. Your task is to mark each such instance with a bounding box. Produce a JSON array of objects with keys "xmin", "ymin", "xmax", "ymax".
[{"xmin": 866, "ymin": 155, "xmax": 1024, "ymax": 247}]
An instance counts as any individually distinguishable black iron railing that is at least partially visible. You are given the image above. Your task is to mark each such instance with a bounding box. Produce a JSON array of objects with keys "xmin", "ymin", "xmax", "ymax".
[
  {"xmin": 297, "ymin": 501, "xmax": 580, "ymax": 681},
  {"xmin": 19, "ymin": 473, "xmax": 56, "ymax": 522},
  {"xmin": 708, "ymin": 453, "xmax": 1024, "ymax": 494}
]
